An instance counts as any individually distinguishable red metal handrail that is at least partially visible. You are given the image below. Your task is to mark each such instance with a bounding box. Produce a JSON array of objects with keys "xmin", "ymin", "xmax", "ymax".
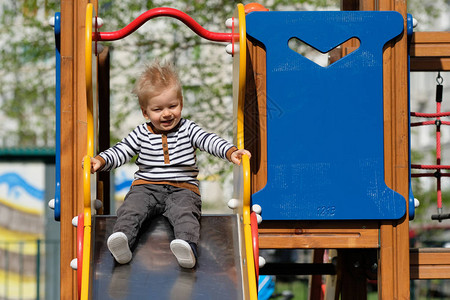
[{"xmin": 94, "ymin": 7, "xmax": 236, "ymax": 42}]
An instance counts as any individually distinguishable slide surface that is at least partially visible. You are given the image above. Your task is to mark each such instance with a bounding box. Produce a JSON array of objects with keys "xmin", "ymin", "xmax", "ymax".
[{"xmin": 90, "ymin": 215, "xmax": 244, "ymax": 299}]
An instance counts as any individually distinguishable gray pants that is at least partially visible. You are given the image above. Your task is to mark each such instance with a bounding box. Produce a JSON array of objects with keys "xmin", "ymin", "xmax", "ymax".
[{"xmin": 113, "ymin": 184, "xmax": 201, "ymax": 249}]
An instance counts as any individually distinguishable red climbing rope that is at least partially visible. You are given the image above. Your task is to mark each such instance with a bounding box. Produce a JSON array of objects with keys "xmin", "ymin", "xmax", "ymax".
[
  {"xmin": 411, "ymin": 112, "xmax": 450, "ymax": 118},
  {"xmin": 411, "ymin": 120, "xmax": 450, "ymax": 126},
  {"xmin": 411, "ymin": 164, "xmax": 450, "ymax": 170},
  {"xmin": 410, "ymin": 72, "xmax": 448, "ymax": 220}
]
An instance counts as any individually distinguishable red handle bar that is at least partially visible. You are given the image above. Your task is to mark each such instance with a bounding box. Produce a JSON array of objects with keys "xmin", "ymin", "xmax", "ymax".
[{"xmin": 94, "ymin": 7, "xmax": 236, "ymax": 42}]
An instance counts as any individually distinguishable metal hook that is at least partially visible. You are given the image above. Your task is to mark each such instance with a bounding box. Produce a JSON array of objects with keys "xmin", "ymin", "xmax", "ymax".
[{"xmin": 436, "ymin": 72, "xmax": 443, "ymax": 85}]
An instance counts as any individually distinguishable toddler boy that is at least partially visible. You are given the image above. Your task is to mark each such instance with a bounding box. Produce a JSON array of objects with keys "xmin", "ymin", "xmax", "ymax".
[{"xmin": 87, "ymin": 61, "xmax": 250, "ymax": 268}]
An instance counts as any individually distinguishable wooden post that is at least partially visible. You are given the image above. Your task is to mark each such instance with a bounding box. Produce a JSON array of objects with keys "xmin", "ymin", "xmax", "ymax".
[
  {"xmin": 97, "ymin": 47, "xmax": 111, "ymax": 215},
  {"xmin": 60, "ymin": 0, "xmax": 92, "ymax": 298},
  {"xmin": 309, "ymin": 249, "xmax": 325, "ymax": 300},
  {"xmin": 245, "ymin": 38, "xmax": 267, "ymax": 193},
  {"xmin": 377, "ymin": 0, "xmax": 410, "ymax": 299}
]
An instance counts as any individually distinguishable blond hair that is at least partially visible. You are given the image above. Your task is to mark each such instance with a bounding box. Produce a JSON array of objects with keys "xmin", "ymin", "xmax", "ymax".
[{"xmin": 133, "ymin": 60, "xmax": 183, "ymax": 107}]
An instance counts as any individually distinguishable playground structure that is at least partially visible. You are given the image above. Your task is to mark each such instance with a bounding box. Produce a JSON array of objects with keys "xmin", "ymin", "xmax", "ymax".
[{"xmin": 53, "ymin": 0, "xmax": 450, "ymax": 299}]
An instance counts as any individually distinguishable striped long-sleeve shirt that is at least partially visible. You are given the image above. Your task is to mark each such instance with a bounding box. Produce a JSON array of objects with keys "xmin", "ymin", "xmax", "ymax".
[{"xmin": 96, "ymin": 118, "xmax": 237, "ymax": 194}]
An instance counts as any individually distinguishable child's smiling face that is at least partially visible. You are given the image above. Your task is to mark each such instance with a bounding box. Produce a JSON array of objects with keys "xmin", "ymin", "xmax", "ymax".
[{"xmin": 141, "ymin": 86, "xmax": 183, "ymax": 133}]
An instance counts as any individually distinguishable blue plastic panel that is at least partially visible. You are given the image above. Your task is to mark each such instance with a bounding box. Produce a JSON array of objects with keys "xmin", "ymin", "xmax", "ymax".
[
  {"xmin": 407, "ymin": 13, "xmax": 415, "ymax": 220},
  {"xmin": 54, "ymin": 12, "xmax": 61, "ymax": 221},
  {"xmin": 247, "ymin": 11, "xmax": 406, "ymax": 220}
]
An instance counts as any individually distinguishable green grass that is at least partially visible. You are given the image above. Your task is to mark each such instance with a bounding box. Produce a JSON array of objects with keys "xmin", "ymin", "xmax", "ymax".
[{"xmin": 272, "ymin": 278, "xmax": 308, "ymax": 300}]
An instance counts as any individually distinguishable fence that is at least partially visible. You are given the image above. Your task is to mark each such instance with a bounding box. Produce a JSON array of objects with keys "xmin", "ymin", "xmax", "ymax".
[{"xmin": 0, "ymin": 239, "xmax": 59, "ymax": 300}]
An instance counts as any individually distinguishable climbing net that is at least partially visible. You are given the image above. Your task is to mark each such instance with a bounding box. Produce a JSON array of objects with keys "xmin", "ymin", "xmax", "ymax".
[{"xmin": 411, "ymin": 72, "xmax": 450, "ymax": 221}]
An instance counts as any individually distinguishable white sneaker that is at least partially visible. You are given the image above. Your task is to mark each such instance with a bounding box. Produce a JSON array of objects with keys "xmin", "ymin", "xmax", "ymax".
[
  {"xmin": 107, "ymin": 232, "xmax": 132, "ymax": 264},
  {"xmin": 170, "ymin": 239, "xmax": 196, "ymax": 268}
]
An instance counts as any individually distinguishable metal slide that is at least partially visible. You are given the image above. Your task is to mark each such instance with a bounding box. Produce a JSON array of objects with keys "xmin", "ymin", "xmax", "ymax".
[{"xmin": 90, "ymin": 215, "xmax": 244, "ymax": 300}]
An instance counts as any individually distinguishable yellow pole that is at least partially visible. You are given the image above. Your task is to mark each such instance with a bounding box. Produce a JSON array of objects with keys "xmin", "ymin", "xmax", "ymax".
[
  {"xmin": 80, "ymin": 4, "xmax": 94, "ymax": 299},
  {"xmin": 236, "ymin": 4, "xmax": 257, "ymax": 299}
]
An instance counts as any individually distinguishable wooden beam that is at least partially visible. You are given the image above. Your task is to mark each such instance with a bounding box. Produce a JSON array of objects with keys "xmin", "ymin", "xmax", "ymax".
[
  {"xmin": 410, "ymin": 248, "xmax": 450, "ymax": 279},
  {"xmin": 258, "ymin": 221, "xmax": 379, "ymax": 249},
  {"xmin": 411, "ymin": 32, "xmax": 450, "ymax": 50},
  {"xmin": 410, "ymin": 32, "xmax": 450, "ymax": 71},
  {"xmin": 411, "ymin": 57, "xmax": 450, "ymax": 71},
  {"xmin": 411, "ymin": 44, "xmax": 450, "ymax": 57}
]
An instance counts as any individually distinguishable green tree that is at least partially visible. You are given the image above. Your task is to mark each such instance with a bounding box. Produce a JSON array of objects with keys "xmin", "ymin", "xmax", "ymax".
[{"xmin": 0, "ymin": 1, "xmax": 58, "ymax": 148}]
